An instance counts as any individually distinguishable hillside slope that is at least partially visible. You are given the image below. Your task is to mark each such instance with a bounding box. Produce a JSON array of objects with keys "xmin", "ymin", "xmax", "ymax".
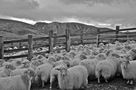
[{"xmin": 0, "ymin": 18, "xmax": 114, "ymax": 40}]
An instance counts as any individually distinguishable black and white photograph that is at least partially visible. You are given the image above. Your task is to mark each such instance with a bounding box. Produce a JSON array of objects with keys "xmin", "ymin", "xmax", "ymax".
[{"xmin": 0, "ymin": 0, "xmax": 136, "ymax": 90}]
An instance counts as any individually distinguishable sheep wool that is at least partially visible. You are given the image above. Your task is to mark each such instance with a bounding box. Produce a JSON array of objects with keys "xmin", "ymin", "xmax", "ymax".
[
  {"xmin": 121, "ymin": 60, "xmax": 136, "ymax": 84},
  {"xmin": 10, "ymin": 68, "xmax": 28, "ymax": 76},
  {"xmin": 95, "ymin": 56, "xmax": 121, "ymax": 83},
  {"xmin": 80, "ymin": 53, "xmax": 106, "ymax": 80},
  {"xmin": 50, "ymin": 64, "xmax": 67, "ymax": 89},
  {"xmin": 35, "ymin": 63, "xmax": 53, "ymax": 87},
  {"xmin": 0, "ymin": 68, "xmax": 35, "ymax": 90},
  {"xmin": 57, "ymin": 65, "xmax": 88, "ymax": 90}
]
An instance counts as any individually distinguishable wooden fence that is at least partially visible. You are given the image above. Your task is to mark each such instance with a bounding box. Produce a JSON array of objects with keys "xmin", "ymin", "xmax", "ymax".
[
  {"xmin": 0, "ymin": 26, "xmax": 136, "ymax": 60},
  {"xmin": 0, "ymin": 29, "xmax": 70, "ymax": 60}
]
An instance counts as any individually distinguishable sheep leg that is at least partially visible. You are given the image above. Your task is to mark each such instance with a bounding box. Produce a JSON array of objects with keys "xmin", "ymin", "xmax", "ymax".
[
  {"xmin": 127, "ymin": 80, "xmax": 130, "ymax": 84},
  {"xmin": 98, "ymin": 77, "xmax": 100, "ymax": 83},
  {"xmin": 130, "ymin": 80, "xmax": 133, "ymax": 85},
  {"xmin": 49, "ymin": 82, "xmax": 52, "ymax": 89},
  {"xmin": 42, "ymin": 81, "xmax": 45, "ymax": 88},
  {"xmin": 28, "ymin": 80, "xmax": 31, "ymax": 90},
  {"xmin": 82, "ymin": 79, "xmax": 88, "ymax": 89},
  {"xmin": 105, "ymin": 79, "xmax": 108, "ymax": 83}
]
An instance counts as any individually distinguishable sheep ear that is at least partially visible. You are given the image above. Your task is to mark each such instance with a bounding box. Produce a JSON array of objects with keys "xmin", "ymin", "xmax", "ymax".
[
  {"xmin": 5, "ymin": 65, "xmax": 9, "ymax": 69},
  {"xmin": 123, "ymin": 63, "xmax": 128, "ymax": 69},
  {"xmin": 24, "ymin": 70, "xmax": 28, "ymax": 75},
  {"xmin": 126, "ymin": 60, "xmax": 130, "ymax": 64},
  {"xmin": 55, "ymin": 68, "xmax": 61, "ymax": 71}
]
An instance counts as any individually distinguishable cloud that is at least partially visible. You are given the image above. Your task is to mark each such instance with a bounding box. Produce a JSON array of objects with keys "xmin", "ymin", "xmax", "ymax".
[
  {"xmin": 0, "ymin": 0, "xmax": 136, "ymax": 28},
  {"xmin": 0, "ymin": 0, "xmax": 39, "ymax": 10},
  {"xmin": 59, "ymin": 0, "xmax": 136, "ymax": 6}
]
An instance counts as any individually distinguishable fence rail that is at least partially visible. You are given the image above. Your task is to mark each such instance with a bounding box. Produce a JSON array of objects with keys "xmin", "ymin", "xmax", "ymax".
[{"xmin": 0, "ymin": 26, "xmax": 136, "ymax": 60}]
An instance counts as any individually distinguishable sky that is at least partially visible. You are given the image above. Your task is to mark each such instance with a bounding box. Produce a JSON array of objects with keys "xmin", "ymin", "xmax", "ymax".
[{"xmin": 0, "ymin": 0, "xmax": 136, "ymax": 29}]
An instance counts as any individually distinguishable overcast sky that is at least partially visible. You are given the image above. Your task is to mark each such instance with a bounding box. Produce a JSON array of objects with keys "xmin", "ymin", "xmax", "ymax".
[{"xmin": 0, "ymin": 0, "xmax": 136, "ymax": 28}]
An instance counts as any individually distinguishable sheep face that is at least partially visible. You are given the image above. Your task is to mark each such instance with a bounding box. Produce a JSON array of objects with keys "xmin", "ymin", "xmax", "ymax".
[
  {"xmin": 96, "ymin": 53, "xmax": 106, "ymax": 60},
  {"xmin": 24, "ymin": 68, "xmax": 35, "ymax": 80},
  {"xmin": 105, "ymin": 50, "xmax": 113, "ymax": 56},
  {"xmin": 69, "ymin": 51, "xmax": 76, "ymax": 59},
  {"xmin": 80, "ymin": 54, "xmax": 87, "ymax": 60},
  {"xmin": 37, "ymin": 55, "xmax": 45, "ymax": 59},
  {"xmin": 61, "ymin": 69, "xmax": 67, "ymax": 77},
  {"xmin": 111, "ymin": 53, "xmax": 120, "ymax": 58},
  {"xmin": 6, "ymin": 64, "xmax": 16, "ymax": 70},
  {"xmin": 16, "ymin": 60, "xmax": 22, "ymax": 66},
  {"xmin": 0, "ymin": 59, "xmax": 4, "ymax": 67},
  {"xmin": 48, "ymin": 57, "xmax": 56, "ymax": 62},
  {"xmin": 121, "ymin": 61, "xmax": 130, "ymax": 70},
  {"xmin": 56, "ymin": 67, "xmax": 67, "ymax": 77},
  {"xmin": 55, "ymin": 55, "xmax": 62, "ymax": 61},
  {"xmin": 62, "ymin": 56, "xmax": 70, "ymax": 61}
]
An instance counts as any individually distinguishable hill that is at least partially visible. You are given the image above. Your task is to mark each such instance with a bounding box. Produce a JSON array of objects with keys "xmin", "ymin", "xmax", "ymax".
[
  {"xmin": 0, "ymin": 19, "xmax": 44, "ymax": 40},
  {"xmin": 0, "ymin": 18, "xmax": 114, "ymax": 40}
]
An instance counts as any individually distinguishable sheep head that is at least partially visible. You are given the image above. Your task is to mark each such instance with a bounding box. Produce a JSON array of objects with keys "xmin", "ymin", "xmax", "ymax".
[
  {"xmin": 121, "ymin": 60, "xmax": 130, "ymax": 70},
  {"xmin": 0, "ymin": 59, "xmax": 5, "ymax": 67},
  {"xmin": 24, "ymin": 68, "xmax": 35, "ymax": 80},
  {"xmin": 56, "ymin": 66, "xmax": 68, "ymax": 77},
  {"xmin": 79, "ymin": 54, "xmax": 87, "ymax": 60},
  {"xmin": 111, "ymin": 53, "xmax": 120, "ymax": 58},
  {"xmin": 96, "ymin": 53, "xmax": 106, "ymax": 60},
  {"xmin": 105, "ymin": 50, "xmax": 113, "ymax": 56}
]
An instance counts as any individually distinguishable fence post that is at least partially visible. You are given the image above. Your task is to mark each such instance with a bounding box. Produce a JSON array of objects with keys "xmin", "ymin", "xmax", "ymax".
[
  {"xmin": 19, "ymin": 42, "xmax": 22, "ymax": 49},
  {"xmin": 66, "ymin": 29, "xmax": 71, "ymax": 52},
  {"xmin": 49, "ymin": 30, "xmax": 54, "ymax": 53},
  {"xmin": 126, "ymin": 30, "xmax": 129, "ymax": 41},
  {"xmin": 28, "ymin": 35, "xmax": 33, "ymax": 61},
  {"xmin": 11, "ymin": 42, "xmax": 14, "ymax": 49},
  {"xmin": 53, "ymin": 33, "xmax": 57, "ymax": 47},
  {"xmin": 116, "ymin": 26, "xmax": 119, "ymax": 41},
  {"xmin": 80, "ymin": 29, "xmax": 83, "ymax": 45},
  {"xmin": 96, "ymin": 29, "xmax": 100, "ymax": 47},
  {"xmin": 0, "ymin": 36, "xmax": 4, "ymax": 59}
]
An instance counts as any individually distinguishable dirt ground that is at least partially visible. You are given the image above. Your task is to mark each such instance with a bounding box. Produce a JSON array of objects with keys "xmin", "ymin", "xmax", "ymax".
[{"xmin": 31, "ymin": 77, "xmax": 136, "ymax": 90}]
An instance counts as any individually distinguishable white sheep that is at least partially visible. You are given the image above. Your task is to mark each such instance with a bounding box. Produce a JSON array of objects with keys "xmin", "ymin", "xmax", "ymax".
[
  {"xmin": 35, "ymin": 63, "xmax": 53, "ymax": 87},
  {"xmin": 56, "ymin": 65, "xmax": 88, "ymax": 90},
  {"xmin": 95, "ymin": 53, "xmax": 122, "ymax": 83},
  {"xmin": 121, "ymin": 60, "xmax": 136, "ymax": 84},
  {"xmin": 127, "ymin": 49, "xmax": 136, "ymax": 60},
  {"xmin": 10, "ymin": 68, "xmax": 29, "ymax": 76},
  {"xmin": 79, "ymin": 53, "xmax": 106, "ymax": 80},
  {"xmin": 0, "ymin": 59, "xmax": 5, "ymax": 67},
  {"xmin": 0, "ymin": 62, "xmax": 15, "ymax": 77},
  {"xmin": 49, "ymin": 64, "xmax": 67, "ymax": 89},
  {"xmin": 0, "ymin": 68, "xmax": 35, "ymax": 90}
]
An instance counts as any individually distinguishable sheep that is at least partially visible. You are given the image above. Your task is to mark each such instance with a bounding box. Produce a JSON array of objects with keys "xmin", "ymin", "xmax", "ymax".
[
  {"xmin": 10, "ymin": 68, "xmax": 30, "ymax": 76},
  {"xmin": 95, "ymin": 53, "xmax": 122, "ymax": 83},
  {"xmin": 9, "ymin": 59, "xmax": 22, "ymax": 68},
  {"xmin": 35, "ymin": 63, "xmax": 53, "ymax": 87},
  {"xmin": 79, "ymin": 53, "xmax": 106, "ymax": 80},
  {"xmin": 29, "ymin": 60, "xmax": 43, "ymax": 70},
  {"xmin": 2, "ymin": 62, "xmax": 16, "ymax": 70},
  {"xmin": 49, "ymin": 64, "xmax": 68, "ymax": 89},
  {"xmin": 69, "ymin": 58, "xmax": 81, "ymax": 67},
  {"xmin": 0, "ymin": 59, "xmax": 5, "ymax": 67},
  {"xmin": 121, "ymin": 60, "xmax": 136, "ymax": 84},
  {"xmin": 56, "ymin": 65, "xmax": 88, "ymax": 90},
  {"xmin": 0, "ymin": 68, "xmax": 35, "ymax": 90},
  {"xmin": 0, "ymin": 62, "xmax": 15, "ymax": 77},
  {"xmin": 126, "ymin": 49, "xmax": 136, "ymax": 60},
  {"xmin": 54, "ymin": 60, "xmax": 70, "ymax": 68}
]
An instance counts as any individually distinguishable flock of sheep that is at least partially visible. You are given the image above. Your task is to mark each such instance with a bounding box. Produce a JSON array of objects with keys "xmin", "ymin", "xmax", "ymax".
[{"xmin": 0, "ymin": 40, "xmax": 136, "ymax": 90}]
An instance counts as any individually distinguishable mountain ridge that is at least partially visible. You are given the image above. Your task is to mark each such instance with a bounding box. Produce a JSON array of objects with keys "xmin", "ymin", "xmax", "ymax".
[{"xmin": 0, "ymin": 18, "xmax": 114, "ymax": 40}]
